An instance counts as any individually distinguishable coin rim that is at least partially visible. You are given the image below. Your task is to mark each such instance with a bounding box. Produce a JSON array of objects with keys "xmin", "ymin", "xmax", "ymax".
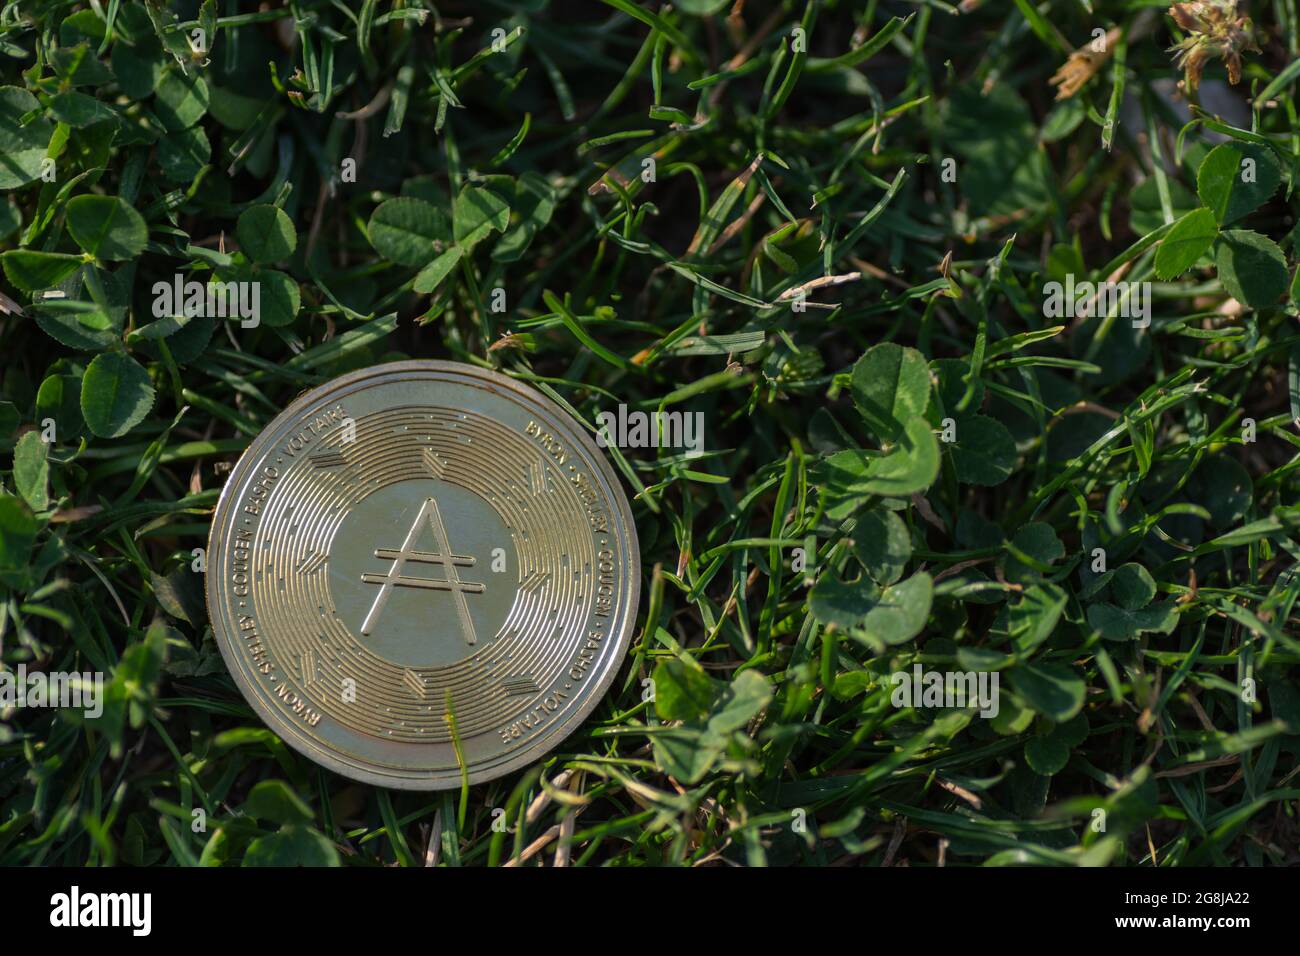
[{"xmin": 205, "ymin": 360, "xmax": 640, "ymax": 789}]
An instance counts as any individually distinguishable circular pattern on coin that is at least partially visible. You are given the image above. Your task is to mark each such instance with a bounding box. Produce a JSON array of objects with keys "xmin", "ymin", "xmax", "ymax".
[{"xmin": 206, "ymin": 361, "xmax": 640, "ymax": 789}]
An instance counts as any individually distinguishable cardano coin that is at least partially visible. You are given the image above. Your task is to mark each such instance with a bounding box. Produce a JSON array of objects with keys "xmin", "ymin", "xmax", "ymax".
[{"xmin": 205, "ymin": 361, "xmax": 640, "ymax": 789}]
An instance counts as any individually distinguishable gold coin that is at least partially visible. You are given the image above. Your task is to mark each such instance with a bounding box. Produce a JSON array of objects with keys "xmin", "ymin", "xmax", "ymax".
[{"xmin": 205, "ymin": 361, "xmax": 640, "ymax": 789}]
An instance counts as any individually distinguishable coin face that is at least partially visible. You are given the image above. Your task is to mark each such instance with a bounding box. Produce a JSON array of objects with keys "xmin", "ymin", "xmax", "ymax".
[{"xmin": 206, "ymin": 361, "xmax": 640, "ymax": 789}]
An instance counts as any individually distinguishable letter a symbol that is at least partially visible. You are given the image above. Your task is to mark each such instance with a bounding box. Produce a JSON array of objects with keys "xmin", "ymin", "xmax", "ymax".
[{"xmin": 360, "ymin": 498, "xmax": 485, "ymax": 644}]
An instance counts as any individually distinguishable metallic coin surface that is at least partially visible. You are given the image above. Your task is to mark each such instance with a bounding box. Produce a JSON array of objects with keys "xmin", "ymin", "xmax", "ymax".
[{"xmin": 206, "ymin": 361, "xmax": 640, "ymax": 789}]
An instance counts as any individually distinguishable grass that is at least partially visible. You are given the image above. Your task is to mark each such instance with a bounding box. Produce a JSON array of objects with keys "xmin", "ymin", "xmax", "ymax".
[{"xmin": 1, "ymin": 0, "xmax": 1300, "ymax": 867}]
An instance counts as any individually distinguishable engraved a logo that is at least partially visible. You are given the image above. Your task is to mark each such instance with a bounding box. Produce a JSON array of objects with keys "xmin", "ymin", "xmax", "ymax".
[{"xmin": 360, "ymin": 497, "xmax": 485, "ymax": 644}]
